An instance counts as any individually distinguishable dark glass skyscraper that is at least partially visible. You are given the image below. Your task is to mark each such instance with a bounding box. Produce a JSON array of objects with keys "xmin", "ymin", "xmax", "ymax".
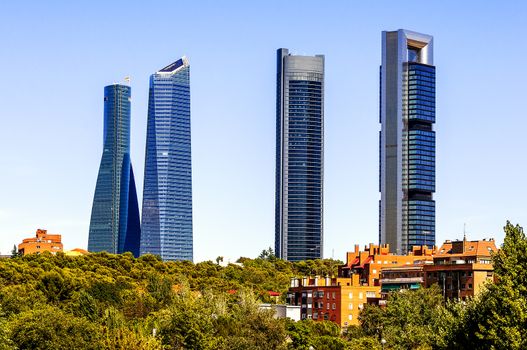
[
  {"xmin": 141, "ymin": 57, "xmax": 193, "ymax": 261},
  {"xmin": 379, "ymin": 30, "xmax": 435, "ymax": 254},
  {"xmin": 88, "ymin": 84, "xmax": 141, "ymax": 257},
  {"xmin": 275, "ymin": 48, "xmax": 324, "ymax": 261}
]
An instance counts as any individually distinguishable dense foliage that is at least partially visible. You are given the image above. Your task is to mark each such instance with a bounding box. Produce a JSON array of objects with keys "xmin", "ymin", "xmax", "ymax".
[
  {"xmin": 0, "ymin": 250, "xmax": 346, "ymax": 349},
  {"xmin": 1, "ymin": 222, "xmax": 527, "ymax": 349}
]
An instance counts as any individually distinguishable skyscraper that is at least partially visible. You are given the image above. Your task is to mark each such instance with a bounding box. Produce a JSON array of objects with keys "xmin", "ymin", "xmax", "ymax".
[
  {"xmin": 275, "ymin": 48, "xmax": 325, "ymax": 261},
  {"xmin": 141, "ymin": 57, "xmax": 193, "ymax": 261},
  {"xmin": 379, "ymin": 29, "xmax": 436, "ymax": 254},
  {"xmin": 88, "ymin": 84, "xmax": 141, "ymax": 257}
]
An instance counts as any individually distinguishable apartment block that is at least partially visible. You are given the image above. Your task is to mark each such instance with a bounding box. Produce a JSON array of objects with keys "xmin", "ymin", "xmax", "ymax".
[
  {"xmin": 423, "ymin": 238, "xmax": 497, "ymax": 299},
  {"xmin": 287, "ymin": 275, "xmax": 379, "ymax": 327},
  {"xmin": 18, "ymin": 229, "xmax": 63, "ymax": 255}
]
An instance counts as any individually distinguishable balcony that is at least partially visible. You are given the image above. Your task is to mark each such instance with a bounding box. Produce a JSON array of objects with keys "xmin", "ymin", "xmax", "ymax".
[{"xmin": 380, "ymin": 277, "xmax": 423, "ymax": 284}]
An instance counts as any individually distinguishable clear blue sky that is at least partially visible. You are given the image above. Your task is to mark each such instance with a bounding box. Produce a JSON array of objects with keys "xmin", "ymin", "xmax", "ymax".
[{"xmin": 1, "ymin": 1, "xmax": 526, "ymax": 261}]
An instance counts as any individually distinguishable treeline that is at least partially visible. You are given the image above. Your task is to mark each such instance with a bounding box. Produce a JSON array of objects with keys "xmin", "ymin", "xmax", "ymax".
[
  {"xmin": 1, "ymin": 221, "xmax": 527, "ymax": 349},
  {"xmin": 0, "ymin": 249, "xmax": 348, "ymax": 349}
]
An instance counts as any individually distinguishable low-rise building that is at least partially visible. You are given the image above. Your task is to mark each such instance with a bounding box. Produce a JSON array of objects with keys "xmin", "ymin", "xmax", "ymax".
[
  {"xmin": 288, "ymin": 238, "xmax": 497, "ymax": 327},
  {"xmin": 423, "ymin": 237, "xmax": 497, "ymax": 299},
  {"xmin": 338, "ymin": 243, "xmax": 434, "ymax": 286},
  {"xmin": 287, "ymin": 275, "xmax": 379, "ymax": 327},
  {"xmin": 18, "ymin": 229, "xmax": 63, "ymax": 255},
  {"xmin": 259, "ymin": 304, "xmax": 301, "ymax": 322}
]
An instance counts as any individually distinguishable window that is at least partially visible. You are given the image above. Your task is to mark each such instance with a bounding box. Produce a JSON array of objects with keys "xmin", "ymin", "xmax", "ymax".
[
  {"xmin": 468, "ymin": 284, "xmax": 473, "ymax": 289},
  {"xmin": 461, "ymin": 284, "xmax": 466, "ymax": 289},
  {"xmin": 332, "ymin": 303, "xmax": 336, "ymax": 310},
  {"xmin": 327, "ymin": 303, "xmax": 330, "ymax": 310},
  {"xmin": 326, "ymin": 292, "xmax": 330, "ymax": 299},
  {"xmin": 332, "ymin": 292, "xmax": 336, "ymax": 299},
  {"xmin": 359, "ymin": 292, "xmax": 363, "ymax": 300},
  {"xmin": 348, "ymin": 292, "xmax": 353, "ymax": 299},
  {"xmin": 348, "ymin": 315, "xmax": 353, "ymax": 321}
]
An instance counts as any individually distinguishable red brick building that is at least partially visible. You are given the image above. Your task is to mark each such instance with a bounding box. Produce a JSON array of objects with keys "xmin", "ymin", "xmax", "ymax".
[{"xmin": 287, "ymin": 275, "xmax": 379, "ymax": 326}]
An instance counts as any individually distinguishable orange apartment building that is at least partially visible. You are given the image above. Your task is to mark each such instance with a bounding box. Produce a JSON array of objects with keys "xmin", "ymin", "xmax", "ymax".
[
  {"xmin": 18, "ymin": 229, "xmax": 63, "ymax": 255},
  {"xmin": 423, "ymin": 238, "xmax": 497, "ymax": 299},
  {"xmin": 287, "ymin": 275, "xmax": 379, "ymax": 327},
  {"xmin": 338, "ymin": 243, "xmax": 435, "ymax": 286},
  {"xmin": 287, "ymin": 243, "xmax": 434, "ymax": 326},
  {"xmin": 287, "ymin": 239, "xmax": 498, "ymax": 327}
]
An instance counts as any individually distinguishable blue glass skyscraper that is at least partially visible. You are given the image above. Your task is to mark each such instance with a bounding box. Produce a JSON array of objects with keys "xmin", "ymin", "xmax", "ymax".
[
  {"xmin": 379, "ymin": 30, "xmax": 436, "ymax": 254},
  {"xmin": 88, "ymin": 84, "xmax": 141, "ymax": 257},
  {"xmin": 141, "ymin": 57, "xmax": 193, "ymax": 261},
  {"xmin": 275, "ymin": 49, "xmax": 325, "ymax": 261}
]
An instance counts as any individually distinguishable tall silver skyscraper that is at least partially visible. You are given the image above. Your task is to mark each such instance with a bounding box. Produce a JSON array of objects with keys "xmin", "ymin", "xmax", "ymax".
[
  {"xmin": 379, "ymin": 29, "xmax": 436, "ymax": 254},
  {"xmin": 141, "ymin": 57, "xmax": 193, "ymax": 261},
  {"xmin": 275, "ymin": 48, "xmax": 325, "ymax": 261}
]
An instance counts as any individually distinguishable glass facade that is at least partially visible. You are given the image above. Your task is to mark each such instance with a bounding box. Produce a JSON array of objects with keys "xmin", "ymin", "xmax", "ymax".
[
  {"xmin": 380, "ymin": 30, "xmax": 435, "ymax": 254},
  {"xmin": 276, "ymin": 48, "xmax": 324, "ymax": 261},
  {"xmin": 403, "ymin": 62, "xmax": 435, "ymax": 249},
  {"xmin": 141, "ymin": 58, "xmax": 193, "ymax": 262},
  {"xmin": 88, "ymin": 84, "xmax": 141, "ymax": 257},
  {"xmin": 402, "ymin": 62, "xmax": 436, "ymax": 249}
]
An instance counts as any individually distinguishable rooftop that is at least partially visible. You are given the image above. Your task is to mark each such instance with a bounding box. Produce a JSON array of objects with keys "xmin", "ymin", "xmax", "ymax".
[
  {"xmin": 435, "ymin": 238, "xmax": 497, "ymax": 258},
  {"xmin": 157, "ymin": 56, "xmax": 189, "ymax": 74}
]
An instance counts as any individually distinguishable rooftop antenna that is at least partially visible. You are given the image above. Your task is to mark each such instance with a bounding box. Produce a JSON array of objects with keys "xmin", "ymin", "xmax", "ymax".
[{"xmin": 463, "ymin": 223, "xmax": 467, "ymax": 253}]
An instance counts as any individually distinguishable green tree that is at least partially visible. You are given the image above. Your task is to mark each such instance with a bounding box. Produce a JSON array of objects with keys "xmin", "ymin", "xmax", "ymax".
[
  {"xmin": 446, "ymin": 222, "xmax": 527, "ymax": 349},
  {"xmin": 156, "ymin": 287, "xmax": 217, "ymax": 349},
  {"xmin": 259, "ymin": 247, "xmax": 276, "ymax": 261},
  {"xmin": 0, "ymin": 307, "xmax": 15, "ymax": 350},
  {"xmin": 9, "ymin": 305, "xmax": 102, "ymax": 350},
  {"xmin": 10, "ymin": 245, "xmax": 19, "ymax": 259},
  {"xmin": 360, "ymin": 285, "xmax": 443, "ymax": 349},
  {"xmin": 146, "ymin": 273, "xmax": 173, "ymax": 307},
  {"xmin": 37, "ymin": 270, "xmax": 75, "ymax": 303},
  {"xmin": 286, "ymin": 319, "xmax": 348, "ymax": 350},
  {"xmin": 216, "ymin": 290, "xmax": 288, "ymax": 349}
]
